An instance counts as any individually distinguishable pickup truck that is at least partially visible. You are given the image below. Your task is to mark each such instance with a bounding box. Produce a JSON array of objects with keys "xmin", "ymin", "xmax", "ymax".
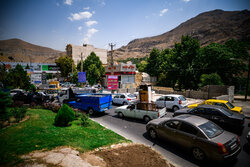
[
  {"xmin": 68, "ymin": 94, "xmax": 112, "ymax": 115},
  {"xmin": 115, "ymin": 102, "xmax": 166, "ymax": 123}
]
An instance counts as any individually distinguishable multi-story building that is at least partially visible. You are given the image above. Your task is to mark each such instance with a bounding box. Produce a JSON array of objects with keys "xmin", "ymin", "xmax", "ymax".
[
  {"xmin": 66, "ymin": 44, "xmax": 107, "ymax": 65},
  {"xmin": 105, "ymin": 62, "xmax": 136, "ymax": 89}
]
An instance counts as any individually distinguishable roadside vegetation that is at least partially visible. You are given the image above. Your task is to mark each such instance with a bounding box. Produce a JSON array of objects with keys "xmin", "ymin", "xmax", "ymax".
[
  {"xmin": 121, "ymin": 36, "xmax": 250, "ymax": 94},
  {"xmin": 0, "ymin": 108, "xmax": 129, "ymax": 166}
]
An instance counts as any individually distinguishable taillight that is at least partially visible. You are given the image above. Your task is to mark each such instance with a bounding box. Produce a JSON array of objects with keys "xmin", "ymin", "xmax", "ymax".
[
  {"xmin": 179, "ymin": 100, "xmax": 182, "ymax": 104},
  {"xmin": 237, "ymin": 136, "xmax": 240, "ymax": 144},
  {"xmin": 217, "ymin": 143, "xmax": 228, "ymax": 154},
  {"xmin": 127, "ymin": 98, "xmax": 131, "ymax": 101}
]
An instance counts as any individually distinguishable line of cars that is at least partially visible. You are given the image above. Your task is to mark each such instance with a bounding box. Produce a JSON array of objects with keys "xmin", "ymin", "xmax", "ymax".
[{"xmin": 146, "ymin": 96, "xmax": 245, "ymax": 163}]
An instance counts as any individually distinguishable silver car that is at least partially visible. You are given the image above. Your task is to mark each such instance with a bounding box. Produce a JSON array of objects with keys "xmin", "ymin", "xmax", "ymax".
[{"xmin": 146, "ymin": 115, "xmax": 241, "ymax": 163}]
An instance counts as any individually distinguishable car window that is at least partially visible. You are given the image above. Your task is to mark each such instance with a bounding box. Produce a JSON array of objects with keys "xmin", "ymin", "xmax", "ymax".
[
  {"xmin": 114, "ymin": 95, "xmax": 119, "ymax": 98},
  {"xmin": 220, "ymin": 108, "xmax": 233, "ymax": 116},
  {"xmin": 120, "ymin": 95, "xmax": 125, "ymax": 98},
  {"xmin": 179, "ymin": 122, "xmax": 198, "ymax": 135},
  {"xmin": 209, "ymin": 109, "xmax": 222, "ymax": 116},
  {"xmin": 165, "ymin": 120, "xmax": 180, "ymax": 129},
  {"xmin": 157, "ymin": 97, "xmax": 165, "ymax": 101},
  {"xmin": 226, "ymin": 102, "xmax": 234, "ymax": 109},
  {"xmin": 165, "ymin": 96, "xmax": 174, "ymax": 101},
  {"xmin": 214, "ymin": 103, "xmax": 228, "ymax": 109},
  {"xmin": 198, "ymin": 121, "xmax": 223, "ymax": 138},
  {"xmin": 128, "ymin": 94, "xmax": 136, "ymax": 98},
  {"xmin": 179, "ymin": 96, "xmax": 186, "ymax": 101},
  {"xmin": 191, "ymin": 108, "xmax": 205, "ymax": 114}
]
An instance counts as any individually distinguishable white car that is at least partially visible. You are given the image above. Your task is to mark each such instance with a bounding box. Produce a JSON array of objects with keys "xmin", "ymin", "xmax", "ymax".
[
  {"xmin": 155, "ymin": 94, "xmax": 188, "ymax": 111},
  {"xmin": 112, "ymin": 93, "xmax": 137, "ymax": 105},
  {"xmin": 10, "ymin": 89, "xmax": 25, "ymax": 97}
]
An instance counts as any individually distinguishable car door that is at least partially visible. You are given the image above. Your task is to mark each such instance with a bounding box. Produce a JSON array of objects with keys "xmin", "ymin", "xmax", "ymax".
[
  {"xmin": 210, "ymin": 108, "xmax": 227, "ymax": 127},
  {"xmin": 164, "ymin": 96, "xmax": 173, "ymax": 109},
  {"xmin": 113, "ymin": 95, "xmax": 120, "ymax": 104},
  {"xmin": 156, "ymin": 97, "xmax": 165, "ymax": 108},
  {"xmin": 157, "ymin": 120, "xmax": 181, "ymax": 142},
  {"xmin": 120, "ymin": 95, "xmax": 126, "ymax": 104},
  {"xmin": 123, "ymin": 105, "xmax": 135, "ymax": 118}
]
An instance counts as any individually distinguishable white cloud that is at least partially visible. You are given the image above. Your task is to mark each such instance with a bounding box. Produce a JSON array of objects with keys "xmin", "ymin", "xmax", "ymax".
[
  {"xmin": 56, "ymin": 2, "xmax": 60, "ymax": 6},
  {"xmin": 183, "ymin": 0, "xmax": 190, "ymax": 2},
  {"xmin": 68, "ymin": 11, "xmax": 92, "ymax": 21},
  {"xmin": 64, "ymin": 0, "xmax": 73, "ymax": 5},
  {"xmin": 85, "ymin": 20, "xmax": 98, "ymax": 27},
  {"xmin": 83, "ymin": 28, "xmax": 99, "ymax": 44},
  {"xmin": 159, "ymin": 8, "xmax": 168, "ymax": 16},
  {"xmin": 78, "ymin": 26, "xmax": 82, "ymax": 31},
  {"xmin": 92, "ymin": 11, "xmax": 96, "ymax": 14},
  {"xmin": 84, "ymin": 7, "xmax": 90, "ymax": 10}
]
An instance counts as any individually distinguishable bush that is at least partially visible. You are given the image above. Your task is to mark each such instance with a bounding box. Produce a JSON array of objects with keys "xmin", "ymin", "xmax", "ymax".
[
  {"xmin": 8, "ymin": 107, "xmax": 27, "ymax": 122},
  {"xmin": 54, "ymin": 104, "xmax": 75, "ymax": 127},
  {"xmin": 0, "ymin": 91, "xmax": 12, "ymax": 114},
  {"xmin": 43, "ymin": 102, "xmax": 60, "ymax": 113},
  {"xmin": 80, "ymin": 113, "xmax": 89, "ymax": 127}
]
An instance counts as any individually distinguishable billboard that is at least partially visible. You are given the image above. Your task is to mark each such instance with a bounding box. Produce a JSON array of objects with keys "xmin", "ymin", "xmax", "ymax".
[
  {"xmin": 78, "ymin": 72, "xmax": 86, "ymax": 83},
  {"xmin": 107, "ymin": 75, "xmax": 118, "ymax": 90}
]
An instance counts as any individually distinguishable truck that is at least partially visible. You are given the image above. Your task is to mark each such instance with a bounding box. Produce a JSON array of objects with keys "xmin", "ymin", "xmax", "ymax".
[
  {"xmin": 58, "ymin": 87, "xmax": 98, "ymax": 103},
  {"xmin": 115, "ymin": 102, "xmax": 166, "ymax": 123},
  {"xmin": 68, "ymin": 94, "xmax": 112, "ymax": 115}
]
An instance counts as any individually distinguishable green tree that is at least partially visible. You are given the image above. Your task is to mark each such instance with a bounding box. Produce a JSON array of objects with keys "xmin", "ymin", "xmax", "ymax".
[
  {"xmin": 145, "ymin": 48, "xmax": 162, "ymax": 77},
  {"xmin": 5, "ymin": 64, "xmax": 31, "ymax": 90},
  {"xmin": 0, "ymin": 64, "xmax": 8, "ymax": 87},
  {"xmin": 137, "ymin": 60, "xmax": 148, "ymax": 72},
  {"xmin": 54, "ymin": 104, "xmax": 75, "ymax": 127},
  {"xmin": 77, "ymin": 52, "xmax": 105, "ymax": 84},
  {"xmin": 72, "ymin": 71, "xmax": 79, "ymax": 85},
  {"xmin": 87, "ymin": 64, "xmax": 100, "ymax": 85},
  {"xmin": 199, "ymin": 73, "xmax": 223, "ymax": 87},
  {"xmin": 55, "ymin": 55, "xmax": 75, "ymax": 78}
]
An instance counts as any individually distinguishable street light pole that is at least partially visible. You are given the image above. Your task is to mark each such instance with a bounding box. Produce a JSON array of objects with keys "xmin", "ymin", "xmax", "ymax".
[{"xmin": 245, "ymin": 58, "xmax": 250, "ymax": 101}]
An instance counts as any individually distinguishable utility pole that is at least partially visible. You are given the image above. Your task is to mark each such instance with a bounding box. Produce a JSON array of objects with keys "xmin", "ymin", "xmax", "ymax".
[
  {"xmin": 81, "ymin": 52, "xmax": 83, "ymax": 87},
  {"xmin": 109, "ymin": 43, "xmax": 116, "ymax": 93}
]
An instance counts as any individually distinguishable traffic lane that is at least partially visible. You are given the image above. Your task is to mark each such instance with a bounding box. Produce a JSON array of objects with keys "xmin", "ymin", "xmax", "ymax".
[
  {"xmin": 91, "ymin": 106, "xmax": 250, "ymax": 167},
  {"xmin": 91, "ymin": 106, "xmax": 199, "ymax": 167}
]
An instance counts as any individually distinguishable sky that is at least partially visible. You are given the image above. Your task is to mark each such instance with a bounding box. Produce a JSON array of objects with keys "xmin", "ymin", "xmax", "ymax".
[{"xmin": 0, "ymin": 0, "xmax": 249, "ymax": 51}]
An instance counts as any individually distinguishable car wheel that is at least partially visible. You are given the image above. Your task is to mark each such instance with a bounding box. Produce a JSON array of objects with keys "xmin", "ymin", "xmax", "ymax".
[
  {"xmin": 172, "ymin": 106, "xmax": 179, "ymax": 112},
  {"xmin": 148, "ymin": 129, "xmax": 157, "ymax": 139},
  {"xmin": 123, "ymin": 102, "xmax": 128, "ymax": 105},
  {"xmin": 143, "ymin": 116, "xmax": 151, "ymax": 123},
  {"xmin": 118, "ymin": 112, "xmax": 124, "ymax": 118},
  {"xmin": 88, "ymin": 108, "xmax": 94, "ymax": 115},
  {"xmin": 192, "ymin": 147, "xmax": 205, "ymax": 161}
]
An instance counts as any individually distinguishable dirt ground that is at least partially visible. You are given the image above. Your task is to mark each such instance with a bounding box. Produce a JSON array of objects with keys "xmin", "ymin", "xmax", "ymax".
[{"xmin": 19, "ymin": 143, "xmax": 174, "ymax": 167}]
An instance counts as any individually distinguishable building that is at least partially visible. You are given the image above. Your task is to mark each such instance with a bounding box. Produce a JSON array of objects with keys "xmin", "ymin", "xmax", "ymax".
[
  {"xmin": 105, "ymin": 62, "xmax": 136, "ymax": 89},
  {"xmin": 66, "ymin": 44, "xmax": 107, "ymax": 65}
]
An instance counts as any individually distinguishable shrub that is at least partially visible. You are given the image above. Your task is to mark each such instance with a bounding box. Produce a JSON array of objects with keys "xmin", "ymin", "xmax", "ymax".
[
  {"xmin": 54, "ymin": 104, "xmax": 75, "ymax": 127},
  {"xmin": 12, "ymin": 101, "xmax": 24, "ymax": 107},
  {"xmin": 80, "ymin": 113, "xmax": 89, "ymax": 127},
  {"xmin": 0, "ymin": 91, "xmax": 12, "ymax": 114},
  {"xmin": 43, "ymin": 102, "xmax": 60, "ymax": 113},
  {"xmin": 8, "ymin": 107, "xmax": 27, "ymax": 122}
]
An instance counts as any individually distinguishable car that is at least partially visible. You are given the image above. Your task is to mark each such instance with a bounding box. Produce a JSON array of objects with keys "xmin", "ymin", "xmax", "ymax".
[
  {"xmin": 112, "ymin": 93, "xmax": 137, "ymax": 105},
  {"xmin": 155, "ymin": 94, "xmax": 188, "ymax": 111},
  {"xmin": 10, "ymin": 89, "xmax": 25, "ymax": 97},
  {"xmin": 188, "ymin": 99, "xmax": 242, "ymax": 114},
  {"xmin": 146, "ymin": 115, "xmax": 241, "ymax": 163},
  {"xmin": 173, "ymin": 105, "xmax": 245, "ymax": 130}
]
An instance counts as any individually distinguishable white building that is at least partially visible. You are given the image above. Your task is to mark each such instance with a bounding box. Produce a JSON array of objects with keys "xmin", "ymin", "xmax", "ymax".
[{"xmin": 66, "ymin": 44, "xmax": 107, "ymax": 65}]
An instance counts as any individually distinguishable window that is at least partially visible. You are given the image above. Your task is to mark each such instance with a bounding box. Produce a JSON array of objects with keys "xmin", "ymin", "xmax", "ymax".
[
  {"xmin": 198, "ymin": 121, "xmax": 223, "ymax": 138},
  {"xmin": 179, "ymin": 122, "xmax": 198, "ymax": 135},
  {"xmin": 114, "ymin": 95, "xmax": 120, "ymax": 98},
  {"xmin": 165, "ymin": 120, "xmax": 180, "ymax": 129},
  {"xmin": 226, "ymin": 102, "xmax": 235, "ymax": 109},
  {"xmin": 220, "ymin": 108, "xmax": 233, "ymax": 116},
  {"xmin": 208, "ymin": 109, "xmax": 222, "ymax": 116},
  {"xmin": 179, "ymin": 96, "xmax": 186, "ymax": 101},
  {"xmin": 165, "ymin": 96, "xmax": 174, "ymax": 101},
  {"xmin": 120, "ymin": 95, "xmax": 125, "ymax": 98},
  {"xmin": 191, "ymin": 108, "xmax": 205, "ymax": 114},
  {"xmin": 214, "ymin": 103, "xmax": 227, "ymax": 109},
  {"xmin": 157, "ymin": 97, "xmax": 165, "ymax": 101}
]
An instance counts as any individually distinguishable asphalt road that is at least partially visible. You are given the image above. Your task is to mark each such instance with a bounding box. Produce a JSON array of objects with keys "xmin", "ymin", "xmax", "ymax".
[{"xmin": 91, "ymin": 106, "xmax": 250, "ymax": 167}]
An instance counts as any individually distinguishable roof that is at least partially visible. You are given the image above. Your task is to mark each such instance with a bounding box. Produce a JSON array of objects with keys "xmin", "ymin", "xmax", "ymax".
[
  {"xmin": 206, "ymin": 99, "xmax": 228, "ymax": 103},
  {"xmin": 197, "ymin": 104, "xmax": 224, "ymax": 110},
  {"xmin": 174, "ymin": 114, "xmax": 209, "ymax": 126}
]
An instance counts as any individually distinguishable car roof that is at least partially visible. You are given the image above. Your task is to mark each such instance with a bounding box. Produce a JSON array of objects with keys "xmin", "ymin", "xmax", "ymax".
[
  {"xmin": 197, "ymin": 104, "xmax": 223, "ymax": 110},
  {"xmin": 174, "ymin": 114, "xmax": 209, "ymax": 126},
  {"xmin": 162, "ymin": 94, "xmax": 184, "ymax": 97},
  {"xmin": 206, "ymin": 99, "xmax": 228, "ymax": 103}
]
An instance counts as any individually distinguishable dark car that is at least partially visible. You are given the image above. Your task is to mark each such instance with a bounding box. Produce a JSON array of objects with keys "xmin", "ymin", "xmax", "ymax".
[
  {"xmin": 146, "ymin": 115, "xmax": 241, "ymax": 163},
  {"xmin": 173, "ymin": 105, "xmax": 245, "ymax": 130}
]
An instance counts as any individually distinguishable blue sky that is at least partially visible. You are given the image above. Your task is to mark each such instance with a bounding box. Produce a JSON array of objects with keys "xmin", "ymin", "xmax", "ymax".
[{"xmin": 0, "ymin": 0, "xmax": 249, "ymax": 51}]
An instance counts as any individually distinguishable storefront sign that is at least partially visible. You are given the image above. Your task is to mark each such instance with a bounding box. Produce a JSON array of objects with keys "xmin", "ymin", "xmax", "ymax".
[{"xmin": 107, "ymin": 75, "xmax": 118, "ymax": 90}]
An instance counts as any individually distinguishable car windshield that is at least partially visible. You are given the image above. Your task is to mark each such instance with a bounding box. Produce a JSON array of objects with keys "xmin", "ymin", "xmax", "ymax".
[
  {"xmin": 198, "ymin": 121, "xmax": 223, "ymax": 138},
  {"xmin": 220, "ymin": 108, "xmax": 233, "ymax": 116},
  {"xmin": 49, "ymin": 85, "xmax": 56, "ymax": 88},
  {"xmin": 226, "ymin": 102, "xmax": 235, "ymax": 109},
  {"xmin": 179, "ymin": 96, "xmax": 186, "ymax": 101},
  {"xmin": 128, "ymin": 94, "xmax": 136, "ymax": 98}
]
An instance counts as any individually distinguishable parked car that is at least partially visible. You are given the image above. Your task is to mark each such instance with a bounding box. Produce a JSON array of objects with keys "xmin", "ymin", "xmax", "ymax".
[
  {"xmin": 155, "ymin": 94, "xmax": 188, "ymax": 111},
  {"xmin": 112, "ymin": 93, "xmax": 137, "ymax": 105},
  {"xmin": 146, "ymin": 115, "xmax": 241, "ymax": 163},
  {"xmin": 173, "ymin": 105, "xmax": 245, "ymax": 130},
  {"xmin": 10, "ymin": 89, "xmax": 25, "ymax": 97},
  {"xmin": 188, "ymin": 99, "xmax": 242, "ymax": 114},
  {"xmin": 115, "ymin": 102, "xmax": 166, "ymax": 123}
]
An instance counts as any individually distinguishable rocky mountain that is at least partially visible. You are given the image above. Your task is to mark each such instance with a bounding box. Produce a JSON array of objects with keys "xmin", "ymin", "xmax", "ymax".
[
  {"xmin": 0, "ymin": 38, "xmax": 65, "ymax": 63},
  {"xmin": 112, "ymin": 9, "xmax": 250, "ymax": 60}
]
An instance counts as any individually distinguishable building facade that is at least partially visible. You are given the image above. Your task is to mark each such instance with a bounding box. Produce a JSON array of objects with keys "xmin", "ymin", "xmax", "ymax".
[
  {"xmin": 66, "ymin": 44, "xmax": 107, "ymax": 65},
  {"xmin": 105, "ymin": 62, "xmax": 136, "ymax": 89}
]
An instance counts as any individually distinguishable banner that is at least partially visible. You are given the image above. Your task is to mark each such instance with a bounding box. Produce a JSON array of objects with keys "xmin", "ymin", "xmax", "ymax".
[
  {"xmin": 107, "ymin": 75, "xmax": 118, "ymax": 90},
  {"xmin": 78, "ymin": 72, "xmax": 86, "ymax": 83}
]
